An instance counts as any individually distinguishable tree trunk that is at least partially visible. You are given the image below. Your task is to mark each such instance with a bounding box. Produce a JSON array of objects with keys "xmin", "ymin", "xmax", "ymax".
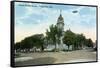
[
  {"xmin": 41, "ymin": 45, "xmax": 44, "ymax": 52},
  {"xmin": 68, "ymin": 45, "xmax": 70, "ymax": 51}
]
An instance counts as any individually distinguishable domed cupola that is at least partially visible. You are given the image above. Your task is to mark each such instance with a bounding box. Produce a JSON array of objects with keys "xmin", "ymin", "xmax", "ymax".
[{"xmin": 57, "ymin": 10, "xmax": 64, "ymax": 30}]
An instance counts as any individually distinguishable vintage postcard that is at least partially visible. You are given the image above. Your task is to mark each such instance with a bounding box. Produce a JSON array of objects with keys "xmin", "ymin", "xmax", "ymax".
[{"xmin": 11, "ymin": 1, "xmax": 97, "ymax": 67}]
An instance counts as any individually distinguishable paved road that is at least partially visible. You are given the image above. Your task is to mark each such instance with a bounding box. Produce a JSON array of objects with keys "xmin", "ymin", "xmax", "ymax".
[{"xmin": 15, "ymin": 49, "xmax": 97, "ymax": 66}]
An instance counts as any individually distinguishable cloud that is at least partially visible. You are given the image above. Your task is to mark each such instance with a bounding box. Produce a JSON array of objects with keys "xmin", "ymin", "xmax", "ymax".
[{"xmin": 15, "ymin": 2, "xmax": 96, "ymax": 43}]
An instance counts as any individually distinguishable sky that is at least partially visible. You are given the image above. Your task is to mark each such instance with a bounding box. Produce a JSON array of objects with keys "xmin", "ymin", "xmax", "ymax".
[{"xmin": 15, "ymin": 2, "xmax": 97, "ymax": 43}]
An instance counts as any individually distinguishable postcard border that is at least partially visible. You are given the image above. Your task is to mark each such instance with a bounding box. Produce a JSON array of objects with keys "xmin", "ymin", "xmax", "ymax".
[{"xmin": 11, "ymin": 1, "xmax": 98, "ymax": 67}]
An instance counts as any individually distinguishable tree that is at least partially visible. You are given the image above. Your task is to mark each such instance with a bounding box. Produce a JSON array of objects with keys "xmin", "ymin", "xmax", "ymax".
[
  {"xmin": 21, "ymin": 37, "xmax": 34, "ymax": 52},
  {"xmin": 63, "ymin": 30, "xmax": 75, "ymax": 50},
  {"xmin": 15, "ymin": 34, "xmax": 45, "ymax": 52},
  {"xmin": 45, "ymin": 29, "xmax": 51, "ymax": 46},
  {"xmin": 33, "ymin": 34, "xmax": 44, "ymax": 51},
  {"xmin": 74, "ymin": 34, "xmax": 86, "ymax": 50},
  {"xmin": 15, "ymin": 42, "xmax": 21, "ymax": 52},
  {"xmin": 46, "ymin": 24, "xmax": 58, "ymax": 51},
  {"xmin": 86, "ymin": 38, "xmax": 93, "ymax": 48},
  {"xmin": 56, "ymin": 24, "xmax": 63, "ymax": 44}
]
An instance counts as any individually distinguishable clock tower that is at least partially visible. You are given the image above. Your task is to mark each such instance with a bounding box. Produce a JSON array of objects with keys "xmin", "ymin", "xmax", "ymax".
[
  {"xmin": 56, "ymin": 10, "xmax": 64, "ymax": 50},
  {"xmin": 57, "ymin": 10, "xmax": 64, "ymax": 33}
]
